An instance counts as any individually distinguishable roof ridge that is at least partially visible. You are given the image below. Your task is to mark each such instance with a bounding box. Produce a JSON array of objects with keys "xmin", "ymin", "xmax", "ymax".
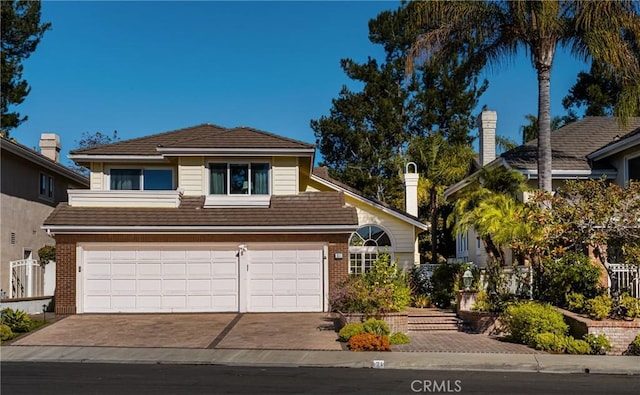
[
  {"xmin": 229, "ymin": 126, "xmax": 314, "ymax": 148},
  {"xmin": 71, "ymin": 123, "xmax": 229, "ymax": 154}
]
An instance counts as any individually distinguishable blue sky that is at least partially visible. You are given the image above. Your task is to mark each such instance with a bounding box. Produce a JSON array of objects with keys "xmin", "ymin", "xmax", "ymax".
[{"xmin": 12, "ymin": 1, "xmax": 589, "ymax": 167}]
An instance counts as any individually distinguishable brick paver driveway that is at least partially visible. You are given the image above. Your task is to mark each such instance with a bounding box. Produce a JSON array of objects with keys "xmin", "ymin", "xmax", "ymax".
[{"xmin": 11, "ymin": 313, "xmax": 540, "ymax": 354}]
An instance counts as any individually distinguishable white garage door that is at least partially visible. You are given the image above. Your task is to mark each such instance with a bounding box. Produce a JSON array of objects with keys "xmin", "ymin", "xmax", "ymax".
[
  {"xmin": 83, "ymin": 247, "xmax": 238, "ymax": 313},
  {"xmin": 247, "ymin": 247, "xmax": 323, "ymax": 312}
]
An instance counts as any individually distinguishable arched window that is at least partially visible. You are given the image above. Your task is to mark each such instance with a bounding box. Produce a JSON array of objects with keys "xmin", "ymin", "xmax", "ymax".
[{"xmin": 348, "ymin": 225, "xmax": 392, "ymax": 274}]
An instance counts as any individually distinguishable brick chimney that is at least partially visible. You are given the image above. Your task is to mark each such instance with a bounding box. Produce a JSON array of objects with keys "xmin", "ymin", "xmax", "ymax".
[
  {"xmin": 39, "ymin": 133, "xmax": 61, "ymax": 162},
  {"xmin": 478, "ymin": 110, "xmax": 497, "ymax": 166},
  {"xmin": 404, "ymin": 162, "xmax": 419, "ymax": 217}
]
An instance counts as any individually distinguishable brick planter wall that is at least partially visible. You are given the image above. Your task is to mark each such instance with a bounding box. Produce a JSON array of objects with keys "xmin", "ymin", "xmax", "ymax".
[
  {"xmin": 457, "ymin": 310, "xmax": 501, "ymax": 335},
  {"xmin": 557, "ymin": 307, "xmax": 640, "ymax": 355},
  {"xmin": 337, "ymin": 311, "xmax": 408, "ymax": 334}
]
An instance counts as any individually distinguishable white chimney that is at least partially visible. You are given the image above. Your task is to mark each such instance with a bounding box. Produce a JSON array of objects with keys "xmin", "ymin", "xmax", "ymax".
[
  {"xmin": 39, "ymin": 133, "xmax": 61, "ymax": 162},
  {"xmin": 404, "ymin": 162, "xmax": 419, "ymax": 217},
  {"xmin": 478, "ymin": 110, "xmax": 497, "ymax": 166}
]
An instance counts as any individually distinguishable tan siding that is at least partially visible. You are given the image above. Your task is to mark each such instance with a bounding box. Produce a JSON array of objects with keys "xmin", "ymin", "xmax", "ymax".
[
  {"xmin": 90, "ymin": 162, "xmax": 104, "ymax": 190},
  {"xmin": 272, "ymin": 157, "xmax": 298, "ymax": 195},
  {"xmin": 178, "ymin": 157, "xmax": 205, "ymax": 196}
]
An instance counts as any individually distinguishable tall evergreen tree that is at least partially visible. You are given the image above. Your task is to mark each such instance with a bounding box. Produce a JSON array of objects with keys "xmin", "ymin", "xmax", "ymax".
[{"xmin": 1, "ymin": 0, "xmax": 51, "ymax": 135}]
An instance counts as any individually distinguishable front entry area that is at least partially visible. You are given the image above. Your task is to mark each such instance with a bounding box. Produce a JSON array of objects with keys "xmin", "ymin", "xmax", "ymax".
[{"xmin": 79, "ymin": 243, "xmax": 325, "ymax": 313}]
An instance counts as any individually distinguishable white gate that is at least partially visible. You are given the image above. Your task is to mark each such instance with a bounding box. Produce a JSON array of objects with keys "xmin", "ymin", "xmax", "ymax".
[
  {"xmin": 9, "ymin": 259, "xmax": 44, "ymax": 298},
  {"xmin": 609, "ymin": 263, "xmax": 640, "ymax": 298}
]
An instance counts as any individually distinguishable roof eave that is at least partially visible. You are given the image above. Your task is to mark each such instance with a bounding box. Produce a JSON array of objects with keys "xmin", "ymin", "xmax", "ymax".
[
  {"xmin": 156, "ymin": 147, "xmax": 316, "ymax": 157},
  {"xmin": 587, "ymin": 133, "xmax": 640, "ymax": 161},
  {"xmin": 42, "ymin": 224, "xmax": 358, "ymax": 235},
  {"xmin": 309, "ymin": 174, "xmax": 429, "ymax": 231}
]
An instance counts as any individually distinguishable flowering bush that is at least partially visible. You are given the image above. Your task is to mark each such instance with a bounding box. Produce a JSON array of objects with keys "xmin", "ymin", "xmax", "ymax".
[
  {"xmin": 330, "ymin": 253, "xmax": 411, "ymax": 315},
  {"xmin": 348, "ymin": 333, "xmax": 391, "ymax": 351}
]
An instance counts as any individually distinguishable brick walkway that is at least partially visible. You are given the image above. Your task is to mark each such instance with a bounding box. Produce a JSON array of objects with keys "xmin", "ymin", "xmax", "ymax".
[{"xmin": 392, "ymin": 332, "xmax": 543, "ymax": 354}]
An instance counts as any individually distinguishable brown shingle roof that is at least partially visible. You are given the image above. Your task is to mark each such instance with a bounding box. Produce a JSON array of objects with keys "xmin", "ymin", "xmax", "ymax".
[
  {"xmin": 44, "ymin": 192, "xmax": 357, "ymax": 228},
  {"xmin": 501, "ymin": 117, "xmax": 640, "ymax": 171},
  {"xmin": 70, "ymin": 124, "xmax": 314, "ymax": 156}
]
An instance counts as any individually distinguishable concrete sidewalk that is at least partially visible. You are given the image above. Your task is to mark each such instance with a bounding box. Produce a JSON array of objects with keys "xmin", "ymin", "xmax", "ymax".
[{"xmin": 2, "ymin": 346, "xmax": 639, "ymax": 375}]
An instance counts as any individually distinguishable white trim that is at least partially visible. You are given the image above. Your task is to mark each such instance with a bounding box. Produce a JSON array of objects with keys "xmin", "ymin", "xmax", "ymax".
[
  {"xmin": 323, "ymin": 245, "xmax": 329, "ymax": 312},
  {"xmin": 310, "ymin": 174, "xmax": 429, "ymax": 230},
  {"xmin": 518, "ymin": 169, "xmax": 617, "ymax": 179},
  {"xmin": 588, "ymin": 132, "xmax": 640, "ymax": 161},
  {"xmin": 42, "ymin": 224, "xmax": 358, "ymax": 235},
  {"xmin": 76, "ymin": 245, "xmax": 84, "ymax": 314},
  {"xmin": 204, "ymin": 195, "xmax": 271, "ymax": 207},
  {"xmin": 68, "ymin": 189, "xmax": 183, "ymax": 208}
]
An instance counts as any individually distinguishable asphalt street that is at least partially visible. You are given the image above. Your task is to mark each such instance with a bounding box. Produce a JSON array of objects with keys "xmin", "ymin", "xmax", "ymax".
[{"xmin": 2, "ymin": 362, "xmax": 640, "ymax": 395}]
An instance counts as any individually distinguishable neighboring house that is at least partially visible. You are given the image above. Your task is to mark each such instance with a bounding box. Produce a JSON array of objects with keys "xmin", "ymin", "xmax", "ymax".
[
  {"xmin": 43, "ymin": 124, "xmax": 428, "ymax": 314},
  {"xmin": 1, "ymin": 134, "xmax": 89, "ymax": 298},
  {"xmin": 445, "ymin": 111, "xmax": 640, "ymax": 267}
]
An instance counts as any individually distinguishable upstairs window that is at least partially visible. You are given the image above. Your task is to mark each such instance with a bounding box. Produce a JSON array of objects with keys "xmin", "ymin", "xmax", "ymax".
[
  {"xmin": 39, "ymin": 172, "xmax": 54, "ymax": 200},
  {"xmin": 627, "ymin": 155, "xmax": 640, "ymax": 183},
  {"xmin": 109, "ymin": 168, "xmax": 173, "ymax": 190},
  {"xmin": 209, "ymin": 163, "xmax": 270, "ymax": 195}
]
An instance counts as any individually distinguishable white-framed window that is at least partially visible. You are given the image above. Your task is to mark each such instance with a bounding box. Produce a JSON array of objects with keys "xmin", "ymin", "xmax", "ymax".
[
  {"xmin": 209, "ymin": 162, "xmax": 270, "ymax": 195},
  {"xmin": 456, "ymin": 232, "xmax": 468, "ymax": 254},
  {"xmin": 39, "ymin": 172, "xmax": 54, "ymax": 200},
  {"xmin": 626, "ymin": 153, "xmax": 640, "ymax": 183},
  {"xmin": 348, "ymin": 225, "xmax": 392, "ymax": 274},
  {"xmin": 107, "ymin": 167, "xmax": 174, "ymax": 191}
]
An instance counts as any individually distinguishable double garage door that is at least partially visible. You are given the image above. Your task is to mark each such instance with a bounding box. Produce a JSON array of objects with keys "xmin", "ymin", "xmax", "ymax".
[{"xmin": 81, "ymin": 244, "xmax": 324, "ymax": 313}]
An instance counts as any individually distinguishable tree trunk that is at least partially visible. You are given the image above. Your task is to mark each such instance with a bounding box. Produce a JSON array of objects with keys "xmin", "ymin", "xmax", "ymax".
[
  {"xmin": 537, "ymin": 66, "xmax": 553, "ymax": 192},
  {"xmin": 430, "ymin": 186, "xmax": 438, "ymax": 265}
]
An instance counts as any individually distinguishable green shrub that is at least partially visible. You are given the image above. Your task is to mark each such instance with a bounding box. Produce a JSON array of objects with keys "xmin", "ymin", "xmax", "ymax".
[
  {"xmin": 564, "ymin": 337, "xmax": 591, "ymax": 355},
  {"xmin": 501, "ymin": 302, "xmax": 568, "ymax": 346},
  {"xmin": 535, "ymin": 252, "xmax": 603, "ymax": 307},
  {"xmin": 429, "ymin": 262, "xmax": 463, "ymax": 309},
  {"xmin": 329, "ymin": 253, "xmax": 411, "ymax": 314},
  {"xmin": 412, "ymin": 294, "xmax": 431, "ymax": 308},
  {"xmin": 625, "ymin": 334, "xmax": 640, "ymax": 356},
  {"xmin": 362, "ymin": 318, "xmax": 390, "ymax": 336},
  {"xmin": 533, "ymin": 332, "xmax": 566, "ymax": 353},
  {"xmin": 471, "ymin": 290, "xmax": 492, "ymax": 312},
  {"xmin": 619, "ymin": 294, "xmax": 640, "ymax": 318},
  {"xmin": 338, "ymin": 323, "xmax": 364, "ymax": 342},
  {"xmin": 0, "ymin": 308, "xmax": 32, "ymax": 332},
  {"xmin": 348, "ymin": 333, "xmax": 391, "ymax": 351},
  {"xmin": 584, "ymin": 334, "xmax": 611, "ymax": 355},
  {"xmin": 389, "ymin": 332, "xmax": 410, "ymax": 345},
  {"xmin": 0, "ymin": 324, "xmax": 14, "ymax": 342},
  {"xmin": 585, "ymin": 295, "xmax": 612, "ymax": 320},
  {"xmin": 566, "ymin": 292, "xmax": 586, "ymax": 313}
]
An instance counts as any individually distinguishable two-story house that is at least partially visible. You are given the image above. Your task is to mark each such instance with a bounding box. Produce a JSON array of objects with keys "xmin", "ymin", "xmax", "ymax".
[
  {"xmin": 43, "ymin": 124, "xmax": 427, "ymax": 314},
  {"xmin": 446, "ymin": 111, "xmax": 640, "ymax": 267},
  {"xmin": 1, "ymin": 134, "xmax": 89, "ymax": 298}
]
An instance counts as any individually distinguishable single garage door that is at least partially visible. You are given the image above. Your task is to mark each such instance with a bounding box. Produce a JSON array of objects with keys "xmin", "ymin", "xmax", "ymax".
[
  {"xmin": 83, "ymin": 247, "xmax": 238, "ymax": 313},
  {"xmin": 247, "ymin": 247, "xmax": 323, "ymax": 312}
]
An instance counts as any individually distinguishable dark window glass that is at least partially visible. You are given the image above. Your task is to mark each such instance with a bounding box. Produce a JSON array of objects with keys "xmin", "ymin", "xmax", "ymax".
[
  {"xmin": 210, "ymin": 164, "xmax": 227, "ymax": 195},
  {"xmin": 144, "ymin": 169, "xmax": 173, "ymax": 190},
  {"xmin": 230, "ymin": 164, "xmax": 249, "ymax": 194},
  {"xmin": 251, "ymin": 163, "xmax": 269, "ymax": 195},
  {"xmin": 111, "ymin": 169, "xmax": 141, "ymax": 190},
  {"xmin": 39, "ymin": 173, "xmax": 47, "ymax": 196},
  {"xmin": 629, "ymin": 156, "xmax": 640, "ymax": 182},
  {"xmin": 47, "ymin": 176, "xmax": 54, "ymax": 198}
]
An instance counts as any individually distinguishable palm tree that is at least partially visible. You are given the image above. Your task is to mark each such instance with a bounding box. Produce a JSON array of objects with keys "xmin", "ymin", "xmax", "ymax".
[{"xmin": 406, "ymin": 0, "xmax": 640, "ymax": 192}]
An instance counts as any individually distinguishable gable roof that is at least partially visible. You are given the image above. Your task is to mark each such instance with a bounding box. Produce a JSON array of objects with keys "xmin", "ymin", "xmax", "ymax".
[
  {"xmin": 501, "ymin": 117, "xmax": 640, "ymax": 172},
  {"xmin": 588, "ymin": 125, "xmax": 640, "ymax": 161},
  {"xmin": 69, "ymin": 123, "xmax": 315, "ymax": 157},
  {"xmin": 0, "ymin": 136, "xmax": 89, "ymax": 186},
  {"xmin": 43, "ymin": 192, "xmax": 358, "ymax": 234},
  {"xmin": 310, "ymin": 167, "xmax": 429, "ymax": 231}
]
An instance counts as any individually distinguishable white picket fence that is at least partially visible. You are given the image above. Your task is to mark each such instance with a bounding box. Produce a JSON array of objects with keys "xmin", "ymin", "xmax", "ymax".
[{"xmin": 609, "ymin": 263, "xmax": 640, "ymax": 298}]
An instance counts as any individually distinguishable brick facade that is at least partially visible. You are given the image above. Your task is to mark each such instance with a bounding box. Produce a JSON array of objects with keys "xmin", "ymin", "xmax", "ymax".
[{"xmin": 54, "ymin": 233, "xmax": 349, "ymax": 314}]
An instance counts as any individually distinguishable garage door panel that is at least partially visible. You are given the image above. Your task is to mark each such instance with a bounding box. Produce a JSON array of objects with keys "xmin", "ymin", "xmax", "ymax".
[
  {"xmin": 297, "ymin": 279, "xmax": 321, "ymax": 292},
  {"xmin": 163, "ymin": 263, "xmax": 186, "ymax": 276},
  {"xmin": 273, "ymin": 263, "xmax": 296, "ymax": 275},
  {"xmin": 137, "ymin": 250, "xmax": 162, "ymax": 260},
  {"xmin": 137, "ymin": 296, "xmax": 162, "ymax": 310},
  {"xmin": 298, "ymin": 263, "xmax": 321, "ymax": 276},
  {"xmin": 274, "ymin": 279, "xmax": 296, "ymax": 294},
  {"xmin": 163, "ymin": 279, "xmax": 186, "ymax": 294},
  {"xmin": 162, "ymin": 250, "xmax": 187, "ymax": 260},
  {"xmin": 112, "ymin": 263, "xmax": 136, "ymax": 277},
  {"xmin": 85, "ymin": 262, "xmax": 110, "ymax": 277},
  {"xmin": 213, "ymin": 278, "xmax": 237, "ymax": 293},
  {"xmin": 85, "ymin": 296, "xmax": 111, "ymax": 311},
  {"xmin": 137, "ymin": 262, "xmax": 161, "ymax": 276},
  {"xmin": 138, "ymin": 279, "xmax": 161, "ymax": 294},
  {"xmin": 85, "ymin": 279, "xmax": 110, "ymax": 294},
  {"xmin": 111, "ymin": 250, "xmax": 136, "ymax": 260},
  {"xmin": 111, "ymin": 279, "xmax": 136, "ymax": 294},
  {"xmin": 273, "ymin": 295, "xmax": 297, "ymax": 307},
  {"xmin": 188, "ymin": 295, "xmax": 212, "ymax": 308},
  {"xmin": 162, "ymin": 295, "xmax": 186, "ymax": 309},
  {"xmin": 111, "ymin": 296, "xmax": 136, "ymax": 310},
  {"xmin": 188, "ymin": 263, "xmax": 211, "ymax": 277},
  {"xmin": 188, "ymin": 279, "xmax": 212, "ymax": 294},
  {"xmin": 213, "ymin": 261, "xmax": 237, "ymax": 276},
  {"xmin": 213, "ymin": 295, "xmax": 237, "ymax": 310},
  {"xmin": 186, "ymin": 250, "xmax": 211, "ymax": 261}
]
